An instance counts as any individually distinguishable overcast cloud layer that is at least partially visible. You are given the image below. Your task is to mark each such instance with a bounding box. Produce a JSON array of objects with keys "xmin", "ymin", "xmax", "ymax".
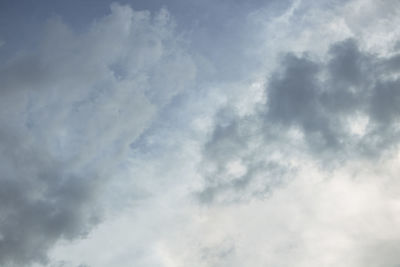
[{"xmin": 1, "ymin": 0, "xmax": 400, "ymax": 266}]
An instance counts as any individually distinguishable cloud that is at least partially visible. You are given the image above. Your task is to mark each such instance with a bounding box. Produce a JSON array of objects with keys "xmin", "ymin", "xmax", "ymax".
[
  {"xmin": 265, "ymin": 38, "xmax": 400, "ymax": 157},
  {"xmin": 3, "ymin": 0, "xmax": 400, "ymax": 266},
  {"xmin": 191, "ymin": 1, "xmax": 400, "ymax": 259},
  {"xmin": 0, "ymin": 3, "xmax": 195, "ymax": 266},
  {"xmin": 182, "ymin": 159, "xmax": 400, "ymax": 267},
  {"xmin": 198, "ymin": 36, "xmax": 400, "ymax": 203},
  {"xmin": 0, "ymin": 131, "xmax": 100, "ymax": 265}
]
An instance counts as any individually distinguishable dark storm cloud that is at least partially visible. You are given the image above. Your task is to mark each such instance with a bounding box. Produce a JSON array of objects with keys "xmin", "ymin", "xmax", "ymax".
[{"xmin": 199, "ymin": 38, "xmax": 400, "ymax": 203}]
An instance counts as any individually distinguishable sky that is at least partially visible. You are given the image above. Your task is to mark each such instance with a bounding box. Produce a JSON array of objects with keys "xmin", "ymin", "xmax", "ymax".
[{"xmin": 1, "ymin": 0, "xmax": 400, "ymax": 266}]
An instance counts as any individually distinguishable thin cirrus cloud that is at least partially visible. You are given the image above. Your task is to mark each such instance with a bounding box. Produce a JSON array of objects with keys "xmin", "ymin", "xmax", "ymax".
[{"xmin": 1, "ymin": 0, "xmax": 400, "ymax": 267}]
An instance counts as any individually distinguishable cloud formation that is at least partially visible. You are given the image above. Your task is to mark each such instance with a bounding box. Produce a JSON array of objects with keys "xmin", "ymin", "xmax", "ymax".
[
  {"xmin": 2, "ymin": 0, "xmax": 400, "ymax": 266},
  {"xmin": 0, "ymin": 3, "xmax": 195, "ymax": 266},
  {"xmin": 193, "ymin": 2, "xmax": 400, "ymax": 262},
  {"xmin": 265, "ymin": 38, "xmax": 400, "ymax": 156},
  {"xmin": 199, "ymin": 36, "xmax": 400, "ymax": 204}
]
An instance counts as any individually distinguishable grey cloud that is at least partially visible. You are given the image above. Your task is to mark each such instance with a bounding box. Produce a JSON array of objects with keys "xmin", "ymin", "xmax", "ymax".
[
  {"xmin": 199, "ymin": 38, "xmax": 400, "ymax": 204},
  {"xmin": 0, "ymin": 131, "xmax": 100, "ymax": 266},
  {"xmin": 0, "ymin": 3, "xmax": 195, "ymax": 266},
  {"xmin": 197, "ymin": 108, "xmax": 293, "ymax": 204},
  {"xmin": 327, "ymin": 39, "xmax": 366, "ymax": 86},
  {"xmin": 370, "ymin": 79, "xmax": 400, "ymax": 123},
  {"xmin": 200, "ymin": 239, "xmax": 236, "ymax": 267},
  {"xmin": 48, "ymin": 262, "xmax": 90, "ymax": 267},
  {"xmin": 355, "ymin": 239, "xmax": 400, "ymax": 267},
  {"xmin": 198, "ymin": 158, "xmax": 290, "ymax": 204},
  {"xmin": 266, "ymin": 38, "xmax": 400, "ymax": 156}
]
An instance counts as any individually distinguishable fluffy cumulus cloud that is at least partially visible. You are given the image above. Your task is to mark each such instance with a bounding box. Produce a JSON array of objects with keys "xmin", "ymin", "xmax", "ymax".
[{"xmin": 2, "ymin": 0, "xmax": 400, "ymax": 267}]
